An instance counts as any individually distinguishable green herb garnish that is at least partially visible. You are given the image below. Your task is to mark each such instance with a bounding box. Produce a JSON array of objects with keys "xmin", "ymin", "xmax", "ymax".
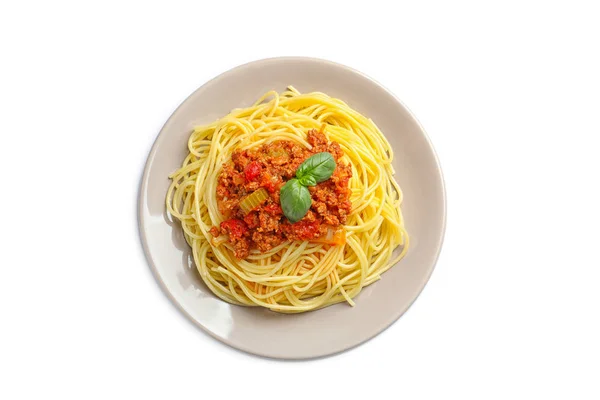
[
  {"xmin": 280, "ymin": 179, "xmax": 312, "ymax": 223},
  {"xmin": 280, "ymin": 152, "xmax": 336, "ymax": 223},
  {"xmin": 296, "ymin": 152, "xmax": 337, "ymax": 183}
]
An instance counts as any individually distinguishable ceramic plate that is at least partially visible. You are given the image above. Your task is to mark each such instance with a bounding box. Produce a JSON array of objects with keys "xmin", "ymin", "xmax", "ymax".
[{"xmin": 138, "ymin": 57, "xmax": 446, "ymax": 359}]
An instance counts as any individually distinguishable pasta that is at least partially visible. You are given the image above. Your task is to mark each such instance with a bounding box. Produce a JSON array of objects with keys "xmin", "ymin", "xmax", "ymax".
[{"xmin": 166, "ymin": 87, "xmax": 408, "ymax": 313}]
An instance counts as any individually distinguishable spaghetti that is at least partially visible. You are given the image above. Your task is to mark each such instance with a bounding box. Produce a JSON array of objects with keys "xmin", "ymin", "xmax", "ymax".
[{"xmin": 166, "ymin": 87, "xmax": 408, "ymax": 313}]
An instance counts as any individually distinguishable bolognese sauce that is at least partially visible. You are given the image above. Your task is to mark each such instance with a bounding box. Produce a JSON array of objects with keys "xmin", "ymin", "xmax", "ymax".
[{"xmin": 210, "ymin": 129, "xmax": 352, "ymax": 259}]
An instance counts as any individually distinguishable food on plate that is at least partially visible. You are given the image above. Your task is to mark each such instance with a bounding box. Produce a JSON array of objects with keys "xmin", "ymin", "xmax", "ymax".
[{"xmin": 166, "ymin": 87, "xmax": 408, "ymax": 313}]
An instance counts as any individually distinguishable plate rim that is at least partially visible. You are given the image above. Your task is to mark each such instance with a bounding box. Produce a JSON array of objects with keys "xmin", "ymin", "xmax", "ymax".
[{"xmin": 137, "ymin": 56, "xmax": 447, "ymax": 359}]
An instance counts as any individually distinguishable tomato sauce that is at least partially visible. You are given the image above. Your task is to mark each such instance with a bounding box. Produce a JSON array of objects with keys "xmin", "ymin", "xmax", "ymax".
[{"xmin": 212, "ymin": 130, "xmax": 352, "ymax": 258}]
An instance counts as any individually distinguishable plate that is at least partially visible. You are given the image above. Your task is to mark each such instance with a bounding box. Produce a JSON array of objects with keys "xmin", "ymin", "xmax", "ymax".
[{"xmin": 138, "ymin": 57, "xmax": 446, "ymax": 359}]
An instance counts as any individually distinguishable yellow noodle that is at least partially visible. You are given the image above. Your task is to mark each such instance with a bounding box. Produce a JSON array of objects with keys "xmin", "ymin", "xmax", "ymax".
[{"xmin": 166, "ymin": 87, "xmax": 409, "ymax": 313}]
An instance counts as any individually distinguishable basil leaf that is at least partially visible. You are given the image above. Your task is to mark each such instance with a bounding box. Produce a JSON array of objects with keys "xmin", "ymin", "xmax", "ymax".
[
  {"xmin": 279, "ymin": 153, "xmax": 335, "ymax": 223},
  {"xmin": 298, "ymin": 175, "xmax": 317, "ymax": 187},
  {"xmin": 280, "ymin": 178, "xmax": 312, "ymax": 223},
  {"xmin": 296, "ymin": 152, "xmax": 336, "ymax": 183}
]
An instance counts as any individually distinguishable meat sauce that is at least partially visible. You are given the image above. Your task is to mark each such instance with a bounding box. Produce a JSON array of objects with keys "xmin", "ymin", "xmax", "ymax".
[{"xmin": 211, "ymin": 130, "xmax": 352, "ymax": 259}]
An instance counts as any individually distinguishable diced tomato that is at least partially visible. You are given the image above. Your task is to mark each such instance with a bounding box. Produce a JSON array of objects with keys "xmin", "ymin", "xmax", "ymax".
[
  {"xmin": 244, "ymin": 161, "xmax": 261, "ymax": 181},
  {"xmin": 220, "ymin": 219, "xmax": 248, "ymax": 239}
]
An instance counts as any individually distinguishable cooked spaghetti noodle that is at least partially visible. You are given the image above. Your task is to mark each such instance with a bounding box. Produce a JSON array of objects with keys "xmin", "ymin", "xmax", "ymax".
[{"xmin": 166, "ymin": 87, "xmax": 408, "ymax": 313}]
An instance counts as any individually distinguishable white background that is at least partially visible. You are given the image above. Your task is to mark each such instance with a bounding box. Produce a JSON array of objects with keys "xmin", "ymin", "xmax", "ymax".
[{"xmin": 1, "ymin": 1, "xmax": 599, "ymax": 399}]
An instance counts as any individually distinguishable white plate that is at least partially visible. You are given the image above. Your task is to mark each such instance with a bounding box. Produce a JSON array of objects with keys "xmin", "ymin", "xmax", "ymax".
[{"xmin": 138, "ymin": 57, "xmax": 446, "ymax": 359}]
